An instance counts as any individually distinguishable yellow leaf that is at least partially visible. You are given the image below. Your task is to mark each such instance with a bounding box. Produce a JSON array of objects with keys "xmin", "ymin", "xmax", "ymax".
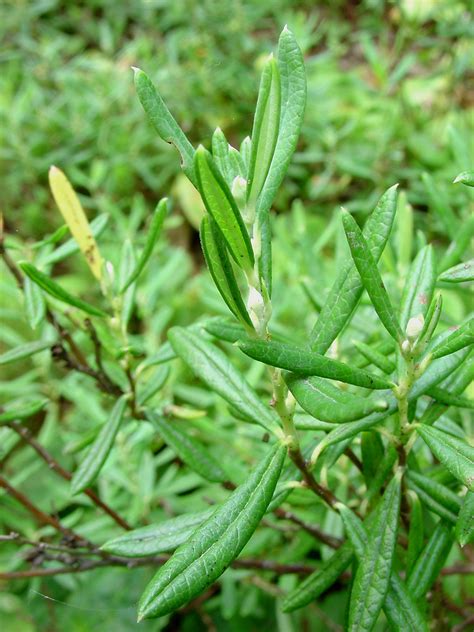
[{"xmin": 48, "ymin": 166, "xmax": 103, "ymax": 281}]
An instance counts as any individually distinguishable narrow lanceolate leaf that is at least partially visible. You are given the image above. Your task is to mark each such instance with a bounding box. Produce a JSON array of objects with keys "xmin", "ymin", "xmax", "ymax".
[
  {"xmin": 407, "ymin": 521, "xmax": 453, "ymax": 600},
  {"xmin": 246, "ymin": 55, "xmax": 281, "ymax": 207},
  {"xmin": 24, "ymin": 276, "xmax": 46, "ymax": 329},
  {"xmin": 148, "ymin": 412, "xmax": 227, "ymax": 483},
  {"xmin": 414, "ymin": 293, "xmax": 442, "ymax": 353},
  {"xmin": 121, "ymin": 199, "xmax": 168, "ymax": 292},
  {"xmin": 0, "ymin": 399, "xmax": 48, "ymax": 424},
  {"xmin": 342, "ymin": 210, "xmax": 403, "ymax": 343},
  {"xmin": 286, "ymin": 375, "xmax": 388, "ymax": 423},
  {"xmin": 347, "ymin": 473, "xmax": 402, "ymax": 632},
  {"xmin": 427, "ymin": 386, "xmax": 474, "ymax": 409},
  {"xmin": 137, "ymin": 443, "xmax": 286, "ymax": 620},
  {"xmin": 71, "ymin": 395, "xmax": 128, "ymax": 495},
  {"xmin": 282, "ymin": 542, "xmax": 353, "ymax": 612},
  {"xmin": 195, "ymin": 146, "xmax": 254, "ymax": 271},
  {"xmin": 439, "ymin": 215, "xmax": 474, "ymax": 272},
  {"xmin": 200, "ymin": 216, "xmax": 253, "ymax": 327},
  {"xmin": 421, "ymin": 172, "xmax": 457, "ymax": 240},
  {"xmin": 453, "ymin": 169, "xmax": 474, "ymax": 187},
  {"xmin": 0, "ymin": 340, "xmax": 53, "ymax": 365},
  {"xmin": 310, "ymin": 185, "xmax": 398, "ymax": 354},
  {"xmin": 353, "ymin": 340, "xmax": 395, "ymax": 374},
  {"xmin": 419, "ymin": 358, "xmax": 474, "ymax": 426},
  {"xmin": 137, "ymin": 365, "xmax": 170, "ymax": 405},
  {"xmin": 407, "ymin": 493, "xmax": 424, "ymax": 575},
  {"xmin": 406, "ymin": 470, "xmax": 462, "ymax": 524},
  {"xmin": 42, "ymin": 213, "xmax": 109, "ymax": 267},
  {"xmin": 409, "ymin": 347, "xmax": 472, "ymax": 400},
  {"xmin": 253, "ymin": 27, "xmax": 306, "ymax": 295},
  {"xmin": 133, "ymin": 68, "xmax": 197, "ymax": 187},
  {"xmin": 254, "ymin": 27, "xmax": 306, "ymax": 218},
  {"xmin": 211, "ymin": 128, "xmax": 232, "ymax": 186},
  {"xmin": 416, "ymin": 424, "xmax": 474, "ymax": 491},
  {"xmin": 439, "ymin": 259, "xmax": 474, "ymax": 283},
  {"xmin": 168, "ymin": 327, "xmax": 281, "ymax": 435},
  {"xmin": 101, "ymin": 509, "xmax": 215, "ymax": 557},
  {"xmin": 238, "ymin": 339, "xmax": 392, "ymax": 390},
  {"xmin": 339, "ymin": 499, "xmax": 428, "ymax": 632},
  {"xmin": 204, "ymin": 318, "xmax": 247, "ymax": 343},
  {"xmin": 456, "ymin": 491, "xmax": 474, "ymax": 546},
  {"xmin": 399, "ymin": 245, "xmax": 435, "ymax": 330},
  {"xmin": 49, "ymin": 166, "xmax": 103, "ymax": 281},
  {"xmin": 20, "ymin": 263, "xmax": 107, "ymax": 318}
]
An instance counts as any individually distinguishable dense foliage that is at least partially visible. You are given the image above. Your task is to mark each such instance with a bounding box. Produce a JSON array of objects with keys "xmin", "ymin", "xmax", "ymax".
[{"xmin": 1, "ymin": 2, "xmax": 473, "ymax": 630}]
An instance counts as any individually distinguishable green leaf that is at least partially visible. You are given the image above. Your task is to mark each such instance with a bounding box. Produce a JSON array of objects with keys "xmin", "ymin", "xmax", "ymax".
[
  {"xmin": 406, "ymin": 520, "xmax": 453, "ymax": 600},
  {"xmin": 439, "ymin": 215, "xmax": 474, "ymax": 272},
  {"xmin": 453, "ymin": 169, "xmax": 474, "ymax": 187},
  {"xmin": 137, "ymin": 443, "xmax": 286, "ymax": 620},
  {"xmin": 238, "ymin": 338, "xmax": 393, "ymax": 389},
  {"xmin": 282, "ymin": 542, "xmax": 353, "ymax": 612},
  {"xmin": 286, "ymin": 375, "xmax": 388, "ymax": 423},
  {"xmin": 410, "ymin": 347, "xmax": 472, "ymax": 399},
  {"xmin": 396, "ymin": 191, "xmax": 413, "ymax": 270},
  {"xmin": 20, "ymin": 263, "xmax": 107, "ymax": 318},
  {"xmin": 455, "ymin": 491, "xmax": 474, "ymax": 547},
  {"xmin": 342, "ymin": 210, "xmax": 403, "ymax": 342},
  {"xmin": 400, "ymin": 245, "xmax": 435, "ymax": 331},
  {"xmin": 41, "ymin": 213, "xmax": 109, "ymax": 267},
  {"xmin": 414, "ymin": 292, "xmax": 442, "ymax": 354},
  {"xmin": 421, "ymin": 172, "xmax": 457, "ymax": 240},
  {"xmin": 120, "ymin": 199, "xmax": 168, "ymax": 292},
  {"xmin": 416, "ymin": 424, "xmax": 474, "ymax": 491},
  {"xmin": 0, "ymin": 339, "xmax": 53, "ymax": 365},
  {"xmin": 24, "ymin": 276, "xmax": 46, "ymax": 330},
  {"xmin": 211, "ymin": 128, "xmax": 232, "ymax": 185},
  {"xmin": 101, "ymin": 509, "xmax": 215, "ymax": 557},
  {"xmin": 168, "ymin": 327, "xmax": 281, "ymax": 435},
  {"xmin": 361, "ymin": 431, "xmax": 385, "ymax": 485},
  {"xmin": 338, "ymin": 496, "xmax": 427, "ymax": 632},
  {"xmin": 247, "ymin": 55, "xmax": 281, "ymax": 207},
  {"xmin": 118, "ymin": 240, "xmax": 136, "ymax": 328},
  {"xmin": 419, "ymin": 358, "xmax": 474, "ymax": 426},
  {"xmin": 148, "ymin": 412, "xmax": 228, "ymax": 483},
  {"xmin": 133, "ymin": 68, "xmax": 197, "ymax": 187},
  {"xmin": 439, "ymin": 259, "xmax": 474, "ymax": 283},
  {"xmin": 427, "ymin": 386, "xmax": 474, "ymax": 409},
  {"xmin": 0, "ymin": 399, "xmax": 48, "ymax": 424},
  {"xmin": 406, "ymin": 492, "xmax": 424, "ymax": 575},
  {"xmin": 137, "ymin": 365, "xmax": 170, "ymax": 406},
  {"xmin": 200, "ymin": 216, "xmax": 253, "ymax": 327},
  {"xmin": 406, "ymin": 470, "xmax": 461, "ymax": 524},
  {"xmin": 195, "ymin": 146, "xmax": 254, "ymax": 270},
  {"xmin": 347, "ymin": 473, "xmax": 401, "ymax": 632},
  {"xmin": 353, "ymin": 340, "xmax": 395, "ymax": 374},
  {"xmin": 71, "ymin": 395, "xmax": 128, "ymax": 495},
  {"xmin": 253, "ymin": 27, "xmax": 306, "ymax": 295},
  {"xmin": 310, "ymin": 185, "xmax": 398, "ymax": 354},
  {"xmin": 204, "ymin": 318, "xmax": 247, "ymax": 343}
]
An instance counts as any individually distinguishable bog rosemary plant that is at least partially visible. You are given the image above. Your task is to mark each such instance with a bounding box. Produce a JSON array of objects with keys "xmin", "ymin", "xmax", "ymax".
[{"xmin": 1, "ymin": 27, "xmax": 473, "ymax": 630}]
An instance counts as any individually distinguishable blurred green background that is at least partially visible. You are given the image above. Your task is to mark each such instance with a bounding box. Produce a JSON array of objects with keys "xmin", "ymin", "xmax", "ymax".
[{"xmin": 1, "ymin": 0, "xmax": 473, "ymax": 630}]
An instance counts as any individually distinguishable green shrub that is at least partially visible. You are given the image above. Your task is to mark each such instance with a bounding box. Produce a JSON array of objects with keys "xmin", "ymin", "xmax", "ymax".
[{"xmin": 1, "ymin": 20, "xmax": 473, "ymax": 632}]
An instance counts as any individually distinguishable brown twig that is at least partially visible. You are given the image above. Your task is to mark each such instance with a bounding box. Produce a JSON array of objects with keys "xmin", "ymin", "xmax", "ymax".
[
  {"xmin": 274, "ymin": 508, "xmax": 342, "ymax": 549},
  {"xmin": 0, "ymin": 552, "xmax": 315, "ymax": 581},
  {"xmin": 6, "ymin": 421, "xmax": 131, "ymax": 530},
  {"xmin": 287, "ymin": 446, "xmax": 339, "ymax": 509},
  {"xmin": 0, "ymin": 475, "xmax": 90, "ymax": 548}
]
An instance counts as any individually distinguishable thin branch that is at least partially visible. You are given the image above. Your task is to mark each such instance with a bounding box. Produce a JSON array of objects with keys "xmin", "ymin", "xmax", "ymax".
[
  {"xmin": 0, "ymin": 552, "xmax": 316, "ymax": 580},
  {"xmin": 273, "ymin": 507, "xmax": 342, "ymax": 549},
  {"xmin": 287, "ymin": 445, "xmax": 339, "ymax": 509},
  {"xmin": 0, "ymin": 474, "xmax": 90, "ymax": 548},
  {"xmin": 6, "ymin": 421, "xmax": 131, "ymax": 531}
]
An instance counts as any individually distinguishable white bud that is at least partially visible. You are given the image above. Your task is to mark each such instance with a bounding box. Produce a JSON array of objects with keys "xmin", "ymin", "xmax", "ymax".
[
  {"xmin": 231, "ymin": 176, "xmax": 247, "ymax": 204},
  {"xmin": 406, "ymin": 314, "xmax": 424, "ymax": 340}
]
